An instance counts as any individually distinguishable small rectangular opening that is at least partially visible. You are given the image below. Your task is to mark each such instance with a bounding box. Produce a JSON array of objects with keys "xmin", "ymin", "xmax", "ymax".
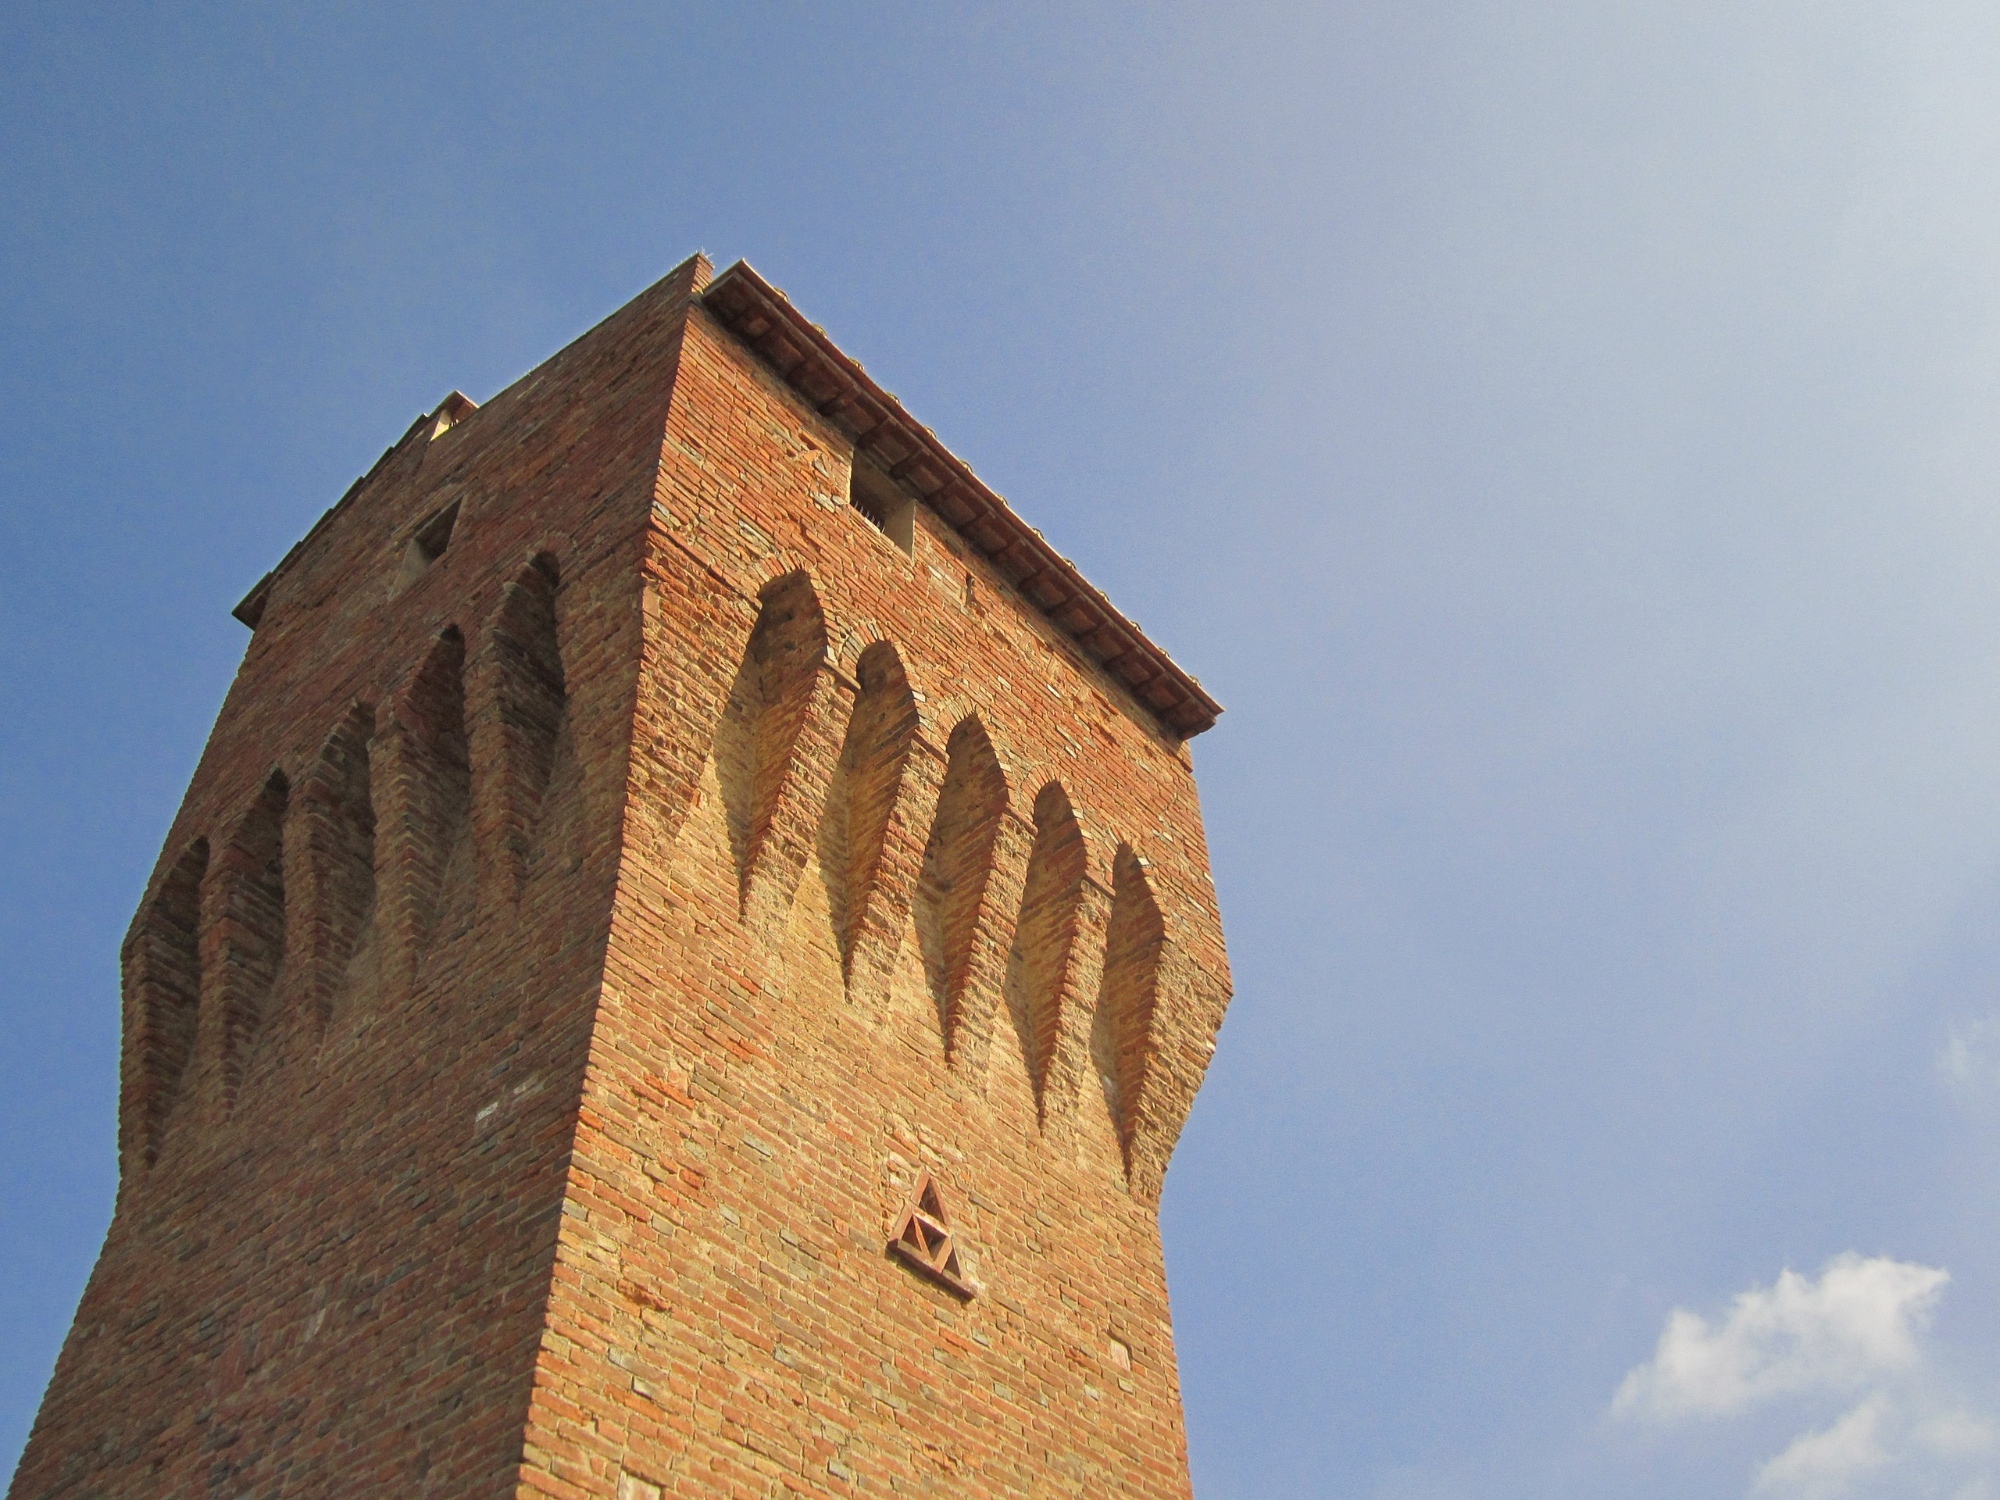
[
  {"xmin": 412, "ymin": 500, "xmax": 460, "ymax": 563},
  {"xmin": 848, "ymin": 455, "xmax": 916, "ymax": 555},
  {"xmin": 399, "ymin": 500, "xmax": 461, "ymax": 588}
]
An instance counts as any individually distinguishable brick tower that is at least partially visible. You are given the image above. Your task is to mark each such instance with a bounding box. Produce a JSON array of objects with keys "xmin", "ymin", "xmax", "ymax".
[{"xmin": 13, "ymin": 255, "xmax": 1233, "ymax": 1499}]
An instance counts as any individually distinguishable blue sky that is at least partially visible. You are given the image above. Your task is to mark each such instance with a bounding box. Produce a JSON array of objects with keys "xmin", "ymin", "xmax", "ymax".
[{"xmin": 9, "ymin": 5, "xmax": 2000, "ymax": 1496}]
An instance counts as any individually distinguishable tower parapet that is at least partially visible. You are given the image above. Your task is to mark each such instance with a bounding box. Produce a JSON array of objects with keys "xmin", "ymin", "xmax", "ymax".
[{"xmin": 13, "ymin": 254, "xmax": 1234, "ymax": 1500}]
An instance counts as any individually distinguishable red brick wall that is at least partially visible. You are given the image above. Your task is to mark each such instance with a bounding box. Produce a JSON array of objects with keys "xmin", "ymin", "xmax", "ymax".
[
  {"xmin": 12, "ymin": 255, "xmax": 1232, "ymax": 1500},
  {"xmin": 516, "ymin": 299, "xmax": 1230, "ymax": 1499},
  {"xmin": 11, "ymin": 258, "xmax": 706, "ymax": 1500}
]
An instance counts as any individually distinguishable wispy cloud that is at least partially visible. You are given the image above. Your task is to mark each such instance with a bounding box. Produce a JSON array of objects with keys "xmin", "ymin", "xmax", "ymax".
[
  {"xmin": 1938, "ymin": 1017, "xmax": 2000, "ymax": 1105},
  {"xmin": 1615, "ymin": 1256, "xmax": 1992, "ymax": 1498}
]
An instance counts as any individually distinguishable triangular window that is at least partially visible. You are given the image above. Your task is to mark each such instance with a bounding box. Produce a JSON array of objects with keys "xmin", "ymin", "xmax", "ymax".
[{"xmin": 888, "ymin": 1170, "xmax": 976, "ymax": 1298}]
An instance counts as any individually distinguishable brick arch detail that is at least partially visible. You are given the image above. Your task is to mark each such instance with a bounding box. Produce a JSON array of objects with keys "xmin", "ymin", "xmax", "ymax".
[
  {"xmin": 815, "ymin": 639, "xmax": 922, "ymax": 981},
  {"xmin": 119, "ymin": 836, "xmax": 209, "ymax": 1177},
  {"xmin": 713, "ymin": 570, "xmax": 852, "ymax": 941},
  {"xmin": 380, "ymin": 626, "xmax": 472, "ymax": 991},
  {"xmin": 297, "ymin": 701, "xmax": 379, "ymax": 1032},
  {"xmin": 472, "ymin": 553, "xmax": 569, "ymax": 902},
  {"xmin": 1004, "ymin": 781, "xmax": 1090, "ymax": 1120},
  {"xmin": 736, "ymin": 552, "xmax": 853, "ymax": 664},
  {"xmin": 912, "ymin": 714, "xmax": 1017, "ymax": 1063},
  {"xmin": 210, "ymin": 769, "xmax": 291, "ymax": 1112},
  {"xmin": 1092, "ymin": 843, "xmax": 1167, "ymax": 1182}
]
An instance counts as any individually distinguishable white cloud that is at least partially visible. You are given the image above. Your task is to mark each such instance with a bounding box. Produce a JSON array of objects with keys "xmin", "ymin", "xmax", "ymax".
[
  {"xmin": 1614, "ymin": 1255, "xmax": 1996, "ymax": 1498},
  {"xmin": 1747, "ymin": 1401, "xmax": 2000, "ymax": 1500},
  {"xmin": 1614, "ymin": 1254, "xmax": 1948, "ymax": 1421},
  {"xmin": 1752, "ymin": 1395, "xmax": 1889, "ymax": 1499}
]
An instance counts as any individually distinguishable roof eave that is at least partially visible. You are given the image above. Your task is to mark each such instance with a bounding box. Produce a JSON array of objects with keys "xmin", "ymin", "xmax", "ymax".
[{"xmin": 699, "ymin": 261, "xmax": 1222, "ymax": 739}]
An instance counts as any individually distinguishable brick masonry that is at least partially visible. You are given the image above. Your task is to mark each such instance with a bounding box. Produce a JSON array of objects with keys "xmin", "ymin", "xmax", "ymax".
[{"xmin": 11, "ymin": 253, "xmax": 1234, "ymax": 1499}]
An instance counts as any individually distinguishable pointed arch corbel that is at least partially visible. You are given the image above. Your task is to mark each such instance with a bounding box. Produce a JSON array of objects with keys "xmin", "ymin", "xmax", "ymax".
[
  {"xmin": 119, "ymin": 837, "xmax": 209, "ymax": 1176},
  {"xmin": 472, "ymin": 553, "xmax": 568, "ymax": 902},
  {"xmin": 1091, "ymin": 845, "xmax": 1167, "ymax": 1183},
  {"xmin": 1003, "ymin": 782, "xmax": 1099, "ymax": 1125},
  {"xmin": 208, "ymin": 770, "xmax": 291, "ymax": 1112},
  {"xmin": 378, "ymin": 626, "xmax": 471, "ymax": 992},
  {"xmin": 711, "ymin": 570, "xmax": 848, "ymax": 941},
  {"xmin": 817, "ymin": 639, "xmax": 925, "ymax": 998},
  {"xmin": 629, "ymin": 539, "xmax": 757, "ymax": 861},
  {"xmin": 1092, "ymin": 845, "xmax": 1234, "ymax": 1205},
  {"xmin": 297, "ymin": 702, "xmax": 379, "ymax": 1031},
  {"xmin": 912, "ymin": 714, "xmax": 1024, "ymax": 1067}
]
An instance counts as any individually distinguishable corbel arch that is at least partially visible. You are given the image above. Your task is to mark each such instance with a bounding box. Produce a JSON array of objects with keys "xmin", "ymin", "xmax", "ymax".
[
  {"xmin": 714, "ymin": 569, "xmax": 830, "ymax": 908},
  {"xmin": 736, "ymin": 553, "xmax": 853, "ymax": 667},
  {"xmin": 1092, "ymin": 844, "xmax": 1167, "ymax": 1179},
  {"xmin": 381, "ymin": 625, "xmax": 471, "ymax": 984},
  {"xmin": 475, "ymin": 553, "xmax": 568, "ymax": 899},
  {"xmin": 817, "ymin": 639, "xmax": 921, "ymax": 978},
  {"xmin": 120, "ymin": 837, "xmax": 209, "ymax": 1172},
  {"xmin": 298, "ymin": 702, "xmax": 378, "ymax": 1030},
  {"xmin": 913, "ymin": 714, "xmax": 1012, "ymax": 1052},
  {"xmin": 213, "ymin": 769, "xmax": 291, "ymax": 1107},
  {"xmin": 1004, "ymin": 782, "xmax": 1090, "ymax": 1118}
]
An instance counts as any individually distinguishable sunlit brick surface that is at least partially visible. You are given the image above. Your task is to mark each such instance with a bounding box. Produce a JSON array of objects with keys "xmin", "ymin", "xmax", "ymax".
[{"xmin": 13, "ymin": 254, "xmax": 1232, "ymax": 1499}]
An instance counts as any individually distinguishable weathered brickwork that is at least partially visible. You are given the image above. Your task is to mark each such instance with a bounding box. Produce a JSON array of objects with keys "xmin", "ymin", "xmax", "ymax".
[{"xmin": 12, "ymin": 253, "xmax": 1233, "ymax": 1500}]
